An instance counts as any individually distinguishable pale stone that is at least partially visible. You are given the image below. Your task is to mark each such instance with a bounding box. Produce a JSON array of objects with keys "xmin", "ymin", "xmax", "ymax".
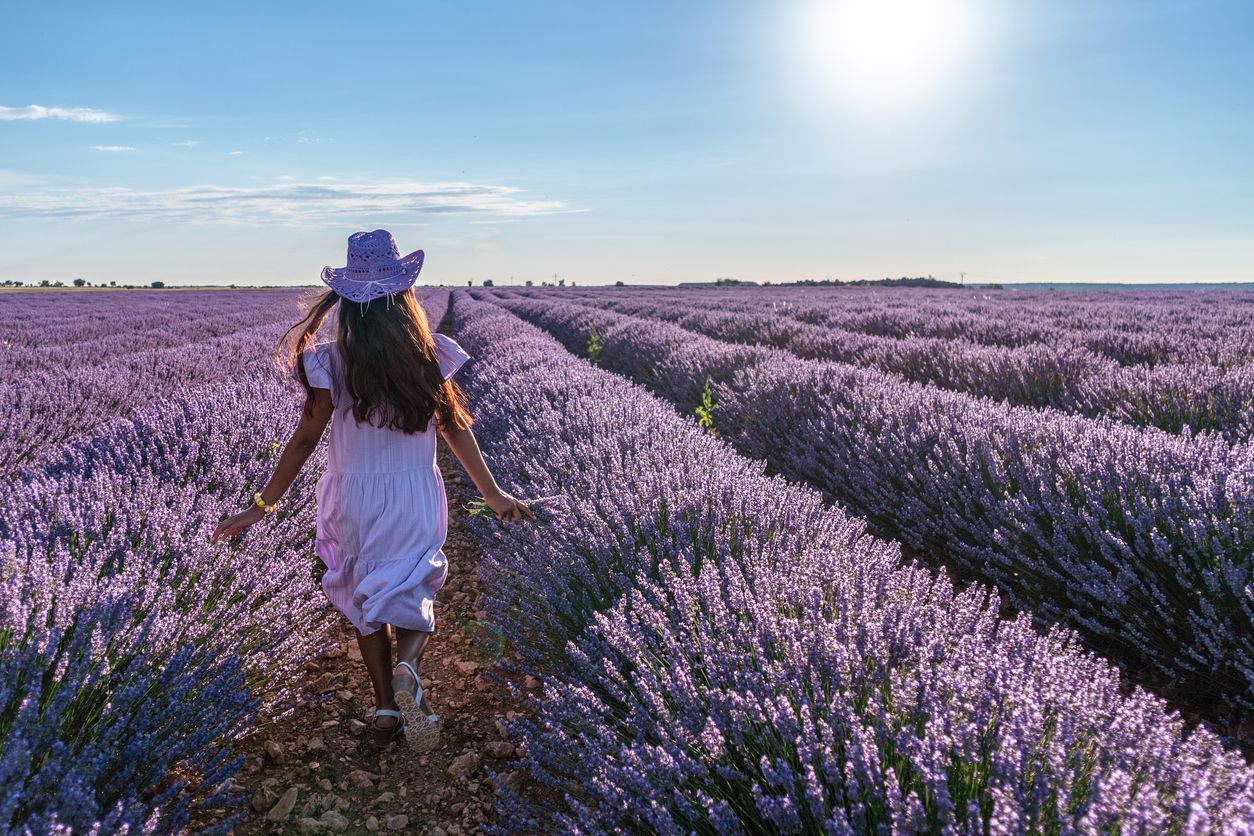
[
  {"xmin": 320, "ymin": 810, "xmax": 350, "ymax": 831},
  {"xmin": 265, "ymin": 787, "xmax": 299, "ymax": 821},
  {"xmin": 448, "ymin": 751, "xmax": 481, "ymax": 779},
  {"xmin": 348, "ymin": 769, "xmax": 376, "ymax": 790},
  {"xmin": 484, "ymin": 741, "xmax": 514, "ymax": 759}
]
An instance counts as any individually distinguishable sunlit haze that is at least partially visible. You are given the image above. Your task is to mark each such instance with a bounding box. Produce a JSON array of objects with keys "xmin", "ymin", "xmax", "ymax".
[{"xmin": 790, "ymin": 0, "xmax": 991, "ymax": 114}]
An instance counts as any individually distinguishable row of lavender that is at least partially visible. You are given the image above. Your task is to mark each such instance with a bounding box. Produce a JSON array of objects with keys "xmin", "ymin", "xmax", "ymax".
[
  {"xmin": 498, "ymin": 287, "xmax": 1254, "ymax": 440},
  {"xmin": 0, "ymin": 288, "xmax": 397, "ymax": 830},
  {"xmin": 479, "ymin": 291, "xmax": 1254, "ymax": 715},
  {"xmin": 550, "ymin": 285, "xmax": 1254, "ymax": 368},
  {"xmin": 0, "ymin": 289, "xmax": 275, "ymax": 345},
  {"xmin": 448, "ymin": 291, "xmax": 1254, "ymax": 832},
  {"xmin": 0, "ymin": 291, "xmax": 315, "ymax": 478},
  {"xmin": 0, "ymin": 374, "xmax": 330, "ymax": 831},
  {"xmin": 0, "ymin": 290, "xmax": 295, "ymax": 381}
]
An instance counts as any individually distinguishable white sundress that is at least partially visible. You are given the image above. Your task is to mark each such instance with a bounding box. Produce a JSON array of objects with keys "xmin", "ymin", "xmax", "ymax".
[{"xmin": 301, "ymin": 333, "xmax": 470, "ymax": 635}]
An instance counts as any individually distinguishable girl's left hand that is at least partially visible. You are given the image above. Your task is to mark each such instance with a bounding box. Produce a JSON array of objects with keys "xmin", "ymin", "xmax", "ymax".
[
  {"xmin": 485, "ymin": 490, "xmax": 535, "ymax": 522},
  {"xmin": 211, "ymin": 505, "xmax": 266, "ymax": 543}
]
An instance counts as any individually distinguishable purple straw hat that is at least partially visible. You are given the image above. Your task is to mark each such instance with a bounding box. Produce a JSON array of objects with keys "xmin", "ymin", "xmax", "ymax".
[{"xmin": 321, "ymin": 229, "xmax": 424, "ymax": 302}]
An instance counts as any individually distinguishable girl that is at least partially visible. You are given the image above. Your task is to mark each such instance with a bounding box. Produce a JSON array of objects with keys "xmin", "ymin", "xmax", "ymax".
[{"xmin": 211, "ymin": 229, "xmax": 532, "ymax": 751}]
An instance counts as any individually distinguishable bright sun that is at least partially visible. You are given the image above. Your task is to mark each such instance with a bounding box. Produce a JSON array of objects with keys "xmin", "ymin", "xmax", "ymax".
[{"xmin": 793, "ymin": 0, "xmax": 985, "ymax": 113}]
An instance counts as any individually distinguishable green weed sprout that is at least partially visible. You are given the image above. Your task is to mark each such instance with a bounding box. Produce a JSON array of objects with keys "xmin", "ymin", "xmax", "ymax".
[{"xmin": 695, "ymin": 376, "xmax": 719, "ymax": 435}]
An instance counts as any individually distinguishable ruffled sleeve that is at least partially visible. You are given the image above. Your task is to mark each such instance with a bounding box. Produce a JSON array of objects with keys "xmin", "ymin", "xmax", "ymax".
[
  {"xmin": 302, "ymin": 344, "xmax": 334, "ymax": 390},
  {"xmin": 432, "ymin": 333, "xmax": 470, "ymax": 381}
]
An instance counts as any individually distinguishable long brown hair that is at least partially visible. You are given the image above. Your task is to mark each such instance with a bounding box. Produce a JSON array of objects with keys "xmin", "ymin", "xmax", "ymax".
[{"xmin": 279, "ymin": 289, "xmax": 473, "ymax": 433}]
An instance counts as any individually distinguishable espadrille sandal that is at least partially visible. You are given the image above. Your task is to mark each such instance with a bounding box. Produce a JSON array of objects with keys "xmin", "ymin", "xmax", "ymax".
[{"xmin": 392, "ymin": 659, "xmax": 440, "ymax": 753}]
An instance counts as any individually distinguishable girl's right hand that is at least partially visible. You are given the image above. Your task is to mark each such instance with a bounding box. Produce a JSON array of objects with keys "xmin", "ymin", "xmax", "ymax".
[
  {"xmin": 210, "ymin": 505, "xmax": 266, "ymax": 543},
  {"xmin": 485, "ymin": 490, "xmax": 535, "ymax": 521}
]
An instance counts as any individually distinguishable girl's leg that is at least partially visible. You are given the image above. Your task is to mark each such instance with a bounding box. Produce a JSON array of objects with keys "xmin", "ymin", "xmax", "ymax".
[
  {"xmin": 355, "ymin": 625, "xmax": 397, "ymax": 728},
  {"xmin": 394, "ymin": 627, "xmax": 432, "ymax": 671},
  {"xmin": 393, "ymin": 627, "xmax": 434, "ymax": 711}
]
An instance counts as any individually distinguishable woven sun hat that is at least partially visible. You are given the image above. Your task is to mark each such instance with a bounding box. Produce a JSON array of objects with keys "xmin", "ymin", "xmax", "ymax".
[{"xmin": 321, "ymin": 229, "xmax": 424, "ymax": 302}]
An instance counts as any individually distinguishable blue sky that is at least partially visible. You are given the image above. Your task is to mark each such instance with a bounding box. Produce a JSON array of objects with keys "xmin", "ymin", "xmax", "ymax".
[{"xmin": 0, "ymin": 0, "xmax": 1251, "ymax": 286}]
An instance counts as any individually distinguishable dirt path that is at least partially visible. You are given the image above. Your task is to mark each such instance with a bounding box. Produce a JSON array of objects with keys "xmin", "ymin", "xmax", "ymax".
[{"xmin": 226, "ymin": 449, "xmax": 529, "ymax": 835}]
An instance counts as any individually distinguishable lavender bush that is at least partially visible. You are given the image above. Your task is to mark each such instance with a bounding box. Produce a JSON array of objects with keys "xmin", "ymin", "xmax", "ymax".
[
  {"xmin": 449, "ymin": 292, "xmax": 1254, "ymax": 833},
  {"xmin": 544, "ymin": 284, "xmax": 1254, "ymax": 368},
  {"xmin": 0, "ymin": 289, "xmax": 317, "ymax": 477},
  {"xmin": 484, "ymin": 293, "xmax": 1254, "ymax": 713},
  {"xmin": 521, "ymin": 289, "xmax": 1254, "ymax": 440},
  {"xmin": 0, "ymin": 290, "xmax": 298, "ymax": 381},
  {"xmin": 0, "ymin": 370, "xmax": 335, "ymax": 831}
]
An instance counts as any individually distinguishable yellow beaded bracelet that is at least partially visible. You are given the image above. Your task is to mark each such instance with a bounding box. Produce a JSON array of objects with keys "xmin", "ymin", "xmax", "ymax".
[{"xmin": 253, "ymin": 492, "xmax": 279, "ymax": 514}]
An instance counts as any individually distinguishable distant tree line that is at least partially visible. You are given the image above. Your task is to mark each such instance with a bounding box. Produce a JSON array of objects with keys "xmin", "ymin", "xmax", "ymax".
[
  {"xmin": 0, "ymin": 279, "xmax": 166, "ymax": 289},
  {"xmin": 777, "ymin": 276, "xmax": 964, "ymax": 289},
  {"xmin": 474, "ymin": 278, "xmax": 576, "ymax": 287},
  {"xmin": 678, "ymin": 276, "xmax": 969, "ymax": 289}
]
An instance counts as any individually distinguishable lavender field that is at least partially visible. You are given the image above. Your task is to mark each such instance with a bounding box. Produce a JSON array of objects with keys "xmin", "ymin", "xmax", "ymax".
[
  {"xmin": 2, "ymin": 286, "xmax": 1253, "ymax": 833},
  {"xmin": 477, "ymin": 286, "xmax": 1254, "ymax": 714}
]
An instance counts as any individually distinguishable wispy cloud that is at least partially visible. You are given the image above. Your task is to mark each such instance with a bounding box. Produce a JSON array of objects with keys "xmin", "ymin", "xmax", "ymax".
[
  {"xmin": 0, "ymin": 169, "xmax": 43, "ymax": 186},
  {"xmin": 1, "ymin": 105, "xmax": 122, "ymax": 123},
  {"xmin": 228, "ymin": 150, "xmax": 243, "ymax": 155},
  {"xmin": 0, "ymin": 180, "xmax": 578, "ymax": 225},
  {"xmin": 172, "ymin": 140, "xmax": 200, "ymax": 147},
  {"xmin": 263, "ymin": 130, "xmax": 326, "ymax": 145},
  {"xmin": 92, "ymin": 145, "xmax": 136, "ymax": 152}
]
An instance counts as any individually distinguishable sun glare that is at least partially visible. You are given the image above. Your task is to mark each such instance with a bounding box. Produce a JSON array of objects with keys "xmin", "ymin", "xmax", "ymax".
[{"xmin": 792, "ymin": 0, "xmax": 986, "ymax": 114}]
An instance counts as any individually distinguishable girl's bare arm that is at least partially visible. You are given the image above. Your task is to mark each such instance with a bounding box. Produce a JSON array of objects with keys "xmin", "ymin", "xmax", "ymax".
[
  {"xmin": 210, "ymin": 389, "xmax": 334, "ymax": 542},
  {"xmin": 438, "ymin": 423, "xmax": 533, "ymax": 521}
]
